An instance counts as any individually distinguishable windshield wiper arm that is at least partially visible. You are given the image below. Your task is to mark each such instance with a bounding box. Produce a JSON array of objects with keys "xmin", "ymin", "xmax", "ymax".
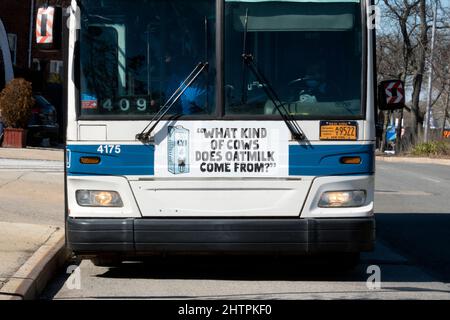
[
  {"xmin": 240, "ymin": 9, "xmax": 250, "ymax": 105},
  {"xmin": 242, "ymin": 54, "xmax": 305, "ymax": 141},
  {"xmin": 240, "ymin": 10, "xmax": 304, "ymax": 141},
  {"xmin": 136, "ymin": 62, "xmax": 208, "ymax": 142}
]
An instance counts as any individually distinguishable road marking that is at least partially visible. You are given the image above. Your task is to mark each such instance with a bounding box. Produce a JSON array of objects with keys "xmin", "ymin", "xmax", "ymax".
[
  {"xmin": 377, "ymin": 165, "xmax": 441, "ymax": 183},
  {"xmin": 375, "ymin": 190, "xmax": 433, "ymax": 196},
  {"xmin": 422, "ymin": 177, "xmax": 441, "ymax": 183}
]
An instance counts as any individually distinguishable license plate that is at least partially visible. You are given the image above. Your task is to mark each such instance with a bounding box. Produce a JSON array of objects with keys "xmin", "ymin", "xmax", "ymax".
[{"xmin": 320, "ymin": 121, "xmax": 358, "ymax": 141}]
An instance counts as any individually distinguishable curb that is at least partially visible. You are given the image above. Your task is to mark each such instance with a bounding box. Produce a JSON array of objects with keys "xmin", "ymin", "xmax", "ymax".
[
  {"xmin": 0, "ymin": 229, "xmax": 69, "ymax": 300},
  {"xmin": 376, "ymin": 156, "xmax": 450, "ymax": 166}
]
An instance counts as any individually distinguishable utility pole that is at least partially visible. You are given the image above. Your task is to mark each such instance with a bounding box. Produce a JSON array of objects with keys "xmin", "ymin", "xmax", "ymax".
[
  {"xmin": 28, "ymin": 0, "xmax": 35, "ymax": 69},
  {"xmin": 424, "ymin": 0, "xmax": 437, "ymax": 143}
]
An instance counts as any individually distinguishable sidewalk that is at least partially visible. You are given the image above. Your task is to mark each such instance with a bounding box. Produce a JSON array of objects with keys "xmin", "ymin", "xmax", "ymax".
[
  {"xmin": 0, "ymin": 222, "xmax": 60, "ymax": 295},
  {"xmin": 0, "ymin": 147, "xmax": 64, "ymax": 161},
  {"xmin": 0, "ymin": 150, "xmax": 66, "ymax": 299},
  {"xmin": 376, "ymin": 155, "xmax": 450, "ymax": 166}
]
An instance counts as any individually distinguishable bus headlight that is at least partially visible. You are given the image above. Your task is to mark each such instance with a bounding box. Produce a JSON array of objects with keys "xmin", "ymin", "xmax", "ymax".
[
  {"xmin": 76, "ymin": 190, "xmax": 123, "ymax": 207},
  {"xmin": 318, "ymin": 190, "xmax": 366, "ymax": 208}
]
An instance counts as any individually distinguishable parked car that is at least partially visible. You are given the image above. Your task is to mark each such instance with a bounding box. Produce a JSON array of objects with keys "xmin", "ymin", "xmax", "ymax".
[{"xmin": 27, "ymin": 94, "xmax": 60, "ymax": 146}]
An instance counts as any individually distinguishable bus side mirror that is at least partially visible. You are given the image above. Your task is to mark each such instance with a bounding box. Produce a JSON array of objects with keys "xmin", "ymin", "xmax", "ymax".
[
  {"xmin": 36, "ymin": 6, "xmax": 62, "ymax": 50},
  {"xmin": 378, "ymin": 80, "xmax": 405, "ymax": 111}
]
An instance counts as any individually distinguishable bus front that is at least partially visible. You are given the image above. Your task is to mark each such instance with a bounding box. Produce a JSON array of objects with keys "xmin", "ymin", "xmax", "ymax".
[{"xmin": 66, "ymin": 0, "xmax": 375, "ymax": 264}]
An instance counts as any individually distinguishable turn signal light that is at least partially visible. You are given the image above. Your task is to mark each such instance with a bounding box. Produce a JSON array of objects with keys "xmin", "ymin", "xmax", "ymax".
[
  {"xmin": 80, "ymin": 156, "xmax": 101, "ymax": 164},
  {"xmin": 340, "ymin": 156, "xmax": 361, "ymax": 164}
]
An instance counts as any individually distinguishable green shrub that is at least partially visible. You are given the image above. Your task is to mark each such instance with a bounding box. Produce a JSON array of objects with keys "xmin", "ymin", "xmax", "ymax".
[
  {"xmin": 0, "ymin": 78, "xmax": 35, "ymax": 129},
  {"xmin": 411, "ymin": 140, "xmax": 450, "ymax": 157}
]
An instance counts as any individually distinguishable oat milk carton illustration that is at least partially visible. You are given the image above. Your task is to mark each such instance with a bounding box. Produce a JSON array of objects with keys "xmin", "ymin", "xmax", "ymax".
[{"xmin": 167, "ymin": 126, "xmax": 190, "ymax": 174}]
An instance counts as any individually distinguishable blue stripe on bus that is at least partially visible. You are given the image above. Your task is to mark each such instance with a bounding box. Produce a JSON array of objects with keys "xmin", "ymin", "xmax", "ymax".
[
  {"xmin": 67, "ymin": 144, "xmax": 154, "ymax": 176},
  {"xmin": 288, "ymin": 144, "xmax": 374, "ymax": 176},
  {"xmin": 66, "ymin": 143, "xmax": 374, "ymax": 177}
]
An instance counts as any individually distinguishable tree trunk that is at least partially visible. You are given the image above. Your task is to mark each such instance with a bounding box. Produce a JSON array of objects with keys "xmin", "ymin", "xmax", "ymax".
[
  {"xmin": 409, "ymin": 0, "xmax": 428, "ymax": 144},
  {"xmin": 442, "ymin": 91, "xmax": 449, "ymax": 136},
  {"xmin": 380, "ymin": 111, "xmax": 390, "ymax": 152}
]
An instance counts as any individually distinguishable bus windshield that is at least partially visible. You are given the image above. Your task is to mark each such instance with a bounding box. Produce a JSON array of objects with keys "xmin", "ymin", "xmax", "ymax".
[
  {"xmin": 78, "ymin": 0, "xmax": 363, "ymax": 119},
  {"xmin": 78, "ymin": 0, "xmax": 216, "ymax": 117},
  {"xmin": 224, "ymin": 0, "xmax": 363, "ymax": 118}
]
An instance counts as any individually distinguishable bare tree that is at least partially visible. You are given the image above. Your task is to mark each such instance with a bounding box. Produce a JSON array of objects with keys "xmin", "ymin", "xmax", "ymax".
[{"xmin": 378, "ymin": 0, "xmax": 450, "ymax": 148}]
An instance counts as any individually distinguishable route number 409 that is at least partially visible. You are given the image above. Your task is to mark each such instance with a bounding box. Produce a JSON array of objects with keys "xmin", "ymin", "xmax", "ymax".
[{"xmin": 97, "ymin": 145, "xmax": 121, "ymax": 154}]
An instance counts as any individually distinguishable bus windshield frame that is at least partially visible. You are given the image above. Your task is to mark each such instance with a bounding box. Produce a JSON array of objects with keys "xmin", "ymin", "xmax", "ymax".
[{"xmin": 75, "ymin": 0, "xmax": 367, "ymax": 121}]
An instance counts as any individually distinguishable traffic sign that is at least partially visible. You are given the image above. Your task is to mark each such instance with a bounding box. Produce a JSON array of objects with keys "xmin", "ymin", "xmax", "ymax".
[
  {"xmin": 36, "ymin": 6, "xmax": 55, "ymax": 44},
  {"xmin": 378, "ymin": 80, "xmax": 406, "ymax": 110},
  {"xmin": 384, "ymin": 81, "xmax": 404, "ymax": 104}
]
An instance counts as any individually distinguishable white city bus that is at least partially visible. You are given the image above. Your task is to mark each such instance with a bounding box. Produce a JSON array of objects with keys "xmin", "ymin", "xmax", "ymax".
[{"xmin": 63, "ymin": 0, "xmax": 377, "ymax": 266}]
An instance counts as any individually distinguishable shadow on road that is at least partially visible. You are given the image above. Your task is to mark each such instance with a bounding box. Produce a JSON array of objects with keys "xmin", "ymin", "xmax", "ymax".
[
  {"xmin": 376, "ymin": 213, "xmax": 450, "ymax": 283},
  {"xmin": 94, "ymin": 212, "xmax": 450, "ymax": 284},
  {"xmin": 97, "ymin": 254, "xmax": 368, "ymax": 282},
  {"xmin": 92, "ymin": 212, "xmax": 450, "ymax": 283},
  {"xmin": 40, "ymin": 213, "xmax": 450, "ymax": 299}
]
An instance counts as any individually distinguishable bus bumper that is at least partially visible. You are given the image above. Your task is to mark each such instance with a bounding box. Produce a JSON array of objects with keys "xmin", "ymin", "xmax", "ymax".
[{"xmin": 66, "ymin": 217, "xmax": 375, "ymax": 255}]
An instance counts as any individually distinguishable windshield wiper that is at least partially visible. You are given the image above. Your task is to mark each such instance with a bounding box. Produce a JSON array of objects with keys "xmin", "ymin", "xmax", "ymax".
[
  {"xmin": 242, "ymin": 55, "xmax": 305, "ymax": 140},
  {"xmin": 240, "ymin": 10, "xmax": 305, "ymax": 141},
  {"xmin": 136, "ymin": 62, "xmax": 208, "ymax": 142}
]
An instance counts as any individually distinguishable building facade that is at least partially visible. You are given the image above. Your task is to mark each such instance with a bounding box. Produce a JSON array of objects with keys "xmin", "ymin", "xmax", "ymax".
[
  {"xmin": 0, "ymin": 0, "xmax": 71, "ymax": 142},
  {"xmin": 0, "ymin": 0, "xmax": 33, "ymax": 72}
]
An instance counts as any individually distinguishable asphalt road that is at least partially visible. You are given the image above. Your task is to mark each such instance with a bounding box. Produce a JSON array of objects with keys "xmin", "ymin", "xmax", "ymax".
[
  {"xmin": 5, "ymin": 158, "xmax": 448, "ymax": 300},
  {"xmin": 374, "ymin": 161, "xmax": 450, "ymax": 284}
]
